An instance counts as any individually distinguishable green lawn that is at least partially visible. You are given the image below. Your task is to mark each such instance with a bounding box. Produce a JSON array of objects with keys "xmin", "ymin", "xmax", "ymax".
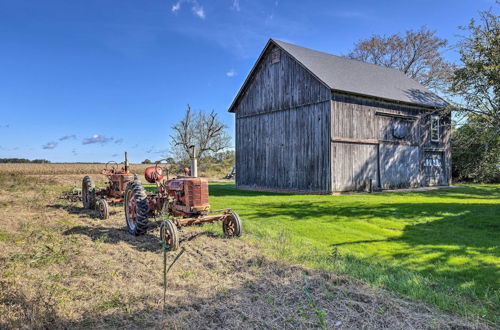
[{"xmin": 207, "ymin": 184, "xmax": 499, "ymax": 323}]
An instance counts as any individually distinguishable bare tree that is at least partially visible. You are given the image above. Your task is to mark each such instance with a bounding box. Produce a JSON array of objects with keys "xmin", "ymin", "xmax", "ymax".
[
  {"xmin": 347, "ymin": 27, "xmax": 454, "ymax": 92},
  {"xmin": 170, "ymin": 105, "xmax": 231, "ymax": 160}
]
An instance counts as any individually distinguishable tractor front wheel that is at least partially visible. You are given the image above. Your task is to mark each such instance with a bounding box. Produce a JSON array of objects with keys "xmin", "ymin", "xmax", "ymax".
[
  {"xmin": 124, "ymin": 180, "xmax": 149, "ymax": 235},
  {"xmin": 97, "ymin": 199, "xmax": 109, "ymax": 220},
  {"xmin": 82, "ymin": 176, "xmax": 96, "ymax": 209},
  {"xmin": 159, "ymin": 219, "xmax": 179, "ymax": 251},
  {"xmin": 223, "ymin": 211, "xmax": 242, "ymax": 237}
]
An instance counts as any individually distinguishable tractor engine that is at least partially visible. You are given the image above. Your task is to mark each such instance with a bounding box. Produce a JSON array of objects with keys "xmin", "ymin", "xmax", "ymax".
[
  {"xmin": 107, "ymin": 173, "xmax": 135, "ymax": 197},
  {"xmin": 166, "ymin": 177, "xmax": 210, "ymax": 216}
]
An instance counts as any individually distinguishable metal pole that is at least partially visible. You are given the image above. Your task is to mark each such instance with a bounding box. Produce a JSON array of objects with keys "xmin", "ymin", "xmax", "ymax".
[
  {"xmin": 124, "ymin": 151, "xmax": 129, "ymax": 172},
  {"xmin": 191, "ymin": 146, "xmax": 198, "ymax": 177}
]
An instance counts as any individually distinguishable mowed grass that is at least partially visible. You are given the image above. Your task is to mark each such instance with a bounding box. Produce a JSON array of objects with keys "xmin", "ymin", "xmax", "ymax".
[{"xmin": 206, "ymin": 183, "xmax": 499, "ymax": 323}]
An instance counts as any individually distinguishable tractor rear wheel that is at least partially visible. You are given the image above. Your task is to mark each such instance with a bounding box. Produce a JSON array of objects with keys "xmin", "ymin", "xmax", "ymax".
[
  {"xmin": 97, "ymin": 199, "xmax": 109, "ymax": 220},
  {"xmin": 124, "ymin": 180, "xmax": 149, "ymax": 235},
  {"xmin": 223, "ymin": 211, "xmax": 242, "ymax": 237},
  {"xmin": 82, "ymin": 176, "xmax": 96, "ymax": 209},
  {"xmin": 159, "ymin": 219, "xmax": 179, "ymax": 251}
]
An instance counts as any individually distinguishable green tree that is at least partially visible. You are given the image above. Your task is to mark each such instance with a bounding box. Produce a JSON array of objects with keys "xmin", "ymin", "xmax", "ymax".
[
  {"xmin": 449, "ymin": 7, "xmax": 499, "ymax": 131},
  {"xmin": 449, "ymin": 6, "xmax": 499, "ymax": 183}
]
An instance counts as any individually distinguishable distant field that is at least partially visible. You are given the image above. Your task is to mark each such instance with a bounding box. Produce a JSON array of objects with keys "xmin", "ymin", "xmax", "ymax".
[
  {"xmin": 0, "ymin": 162, "xmax": 231, "ymax": 179},
  {"xmin": 0, "ymin": 163, "xmax": 151, "ymax": 175}
]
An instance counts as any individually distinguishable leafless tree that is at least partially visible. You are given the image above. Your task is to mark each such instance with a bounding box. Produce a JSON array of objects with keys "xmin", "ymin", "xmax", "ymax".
[
  {"xmin": 347, "ymin": 27, "xmax": 454, "ymax": 93},
  {"xmin": 170, "ymin": 105, "xmax": 231, "ymax": 160}
]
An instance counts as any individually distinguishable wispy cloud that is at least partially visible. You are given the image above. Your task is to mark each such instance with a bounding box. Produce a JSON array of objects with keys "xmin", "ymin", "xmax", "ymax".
[
  {"xmin": 171, "ymin": 0, "xmax": 205, "ymax": 19},
  {"xmin": 82, "ymin": 134, "xmax": 113, "ymax": 145},
  {"xmin": 42, "ymin": 141, "xmax": 58, "ymax": 150},
  {"xmin": 59, "ymin": 134, "xmax": 77, "ymax": 141},
  {"xmin": 111, "ymin": 153, "xmax": 118, "ymax": 157},
  {"xmin": 114, "ymin": 138, "xmax": 124, "ymax": 144},
  {"xmin": 226, "ymin": 69, "xmax": 237, "ymax": 77},
  {"xmin": 72, "ymin": 149, "xmax": 78, "ymax": 156},
  {"xmin": 172, "ymin": 2, "xmax": 181, "ymax": 12},
  {"xmin": 231, "ymin": 0, "xmax": 240, "ymax": 11},
  {"xmin": 0, "ymin": 124, "xmax": 9, "ymax": 128}
]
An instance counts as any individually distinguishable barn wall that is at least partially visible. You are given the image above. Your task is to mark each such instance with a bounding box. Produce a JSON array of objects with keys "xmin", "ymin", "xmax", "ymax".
[
  {"xmin": 236, "ymin": 101, "xmax": 331, "ymax": 192},
  {"xmin": 331, "ymin": 93, "xmax": 451, "ymax": 191},
  {"xmin": 233, "ymin": 43, "xmax": 332, "ymax": 193}
]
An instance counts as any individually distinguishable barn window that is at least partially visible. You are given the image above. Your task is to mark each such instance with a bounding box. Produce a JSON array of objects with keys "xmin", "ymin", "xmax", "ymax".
[{"xmin": 430, "ymin": 115, "xmax": 440, "ymax": 142}]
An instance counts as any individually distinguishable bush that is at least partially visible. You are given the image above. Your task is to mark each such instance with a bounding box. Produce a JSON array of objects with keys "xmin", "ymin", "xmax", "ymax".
[{"xmin": 452, "ymin": 119, "xmax": 500, "ymax": 183}]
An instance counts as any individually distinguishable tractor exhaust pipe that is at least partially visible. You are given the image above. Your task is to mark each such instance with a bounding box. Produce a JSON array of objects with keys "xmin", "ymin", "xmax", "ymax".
[
  {"xmin": 124, "ymin": 151, "xmax": 129, "ymax": 172},
  {"xmin": 189, "ymin": 145, "xmax": 198, "ymax": 177},
  {"xmin": 191, "ymin": 157, "xmax": 198, "ymax": 177}
]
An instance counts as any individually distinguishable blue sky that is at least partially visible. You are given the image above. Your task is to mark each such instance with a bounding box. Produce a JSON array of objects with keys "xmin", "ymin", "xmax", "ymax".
[{"xmin": 0, "ymin": 0, "xmax": 496, "ymax": 162}]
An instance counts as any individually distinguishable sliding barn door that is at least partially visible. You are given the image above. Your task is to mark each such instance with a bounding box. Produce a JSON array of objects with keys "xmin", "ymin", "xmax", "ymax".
[
  {"xmin": 332, "ymin": 142, "xmax": 379, "ymax": 192},
  {"xmin": 379, "ymin": 144, "xmax": 419, "ymax": 189}
]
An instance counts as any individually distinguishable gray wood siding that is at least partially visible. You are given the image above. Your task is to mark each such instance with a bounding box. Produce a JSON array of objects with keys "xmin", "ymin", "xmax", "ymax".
[
  {"xmin": 331, "ymin": 93, "xmax": 451, "ymax": 191},
  {"xmin": 332, "ymin": 143, "xmax": 378, "ymax": 191},
  {"xmin": 233, "ymin": 44, "xmax": 331, "ymax": 118},
  {"xmin": 236, "ymin": 101, "xmax": 331, "ymax": 192}
]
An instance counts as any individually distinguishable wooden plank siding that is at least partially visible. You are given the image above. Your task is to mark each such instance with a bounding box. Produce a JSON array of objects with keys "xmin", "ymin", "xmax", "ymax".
[
  {"xmin": 330, "ymin": 92, "xmax": 451, "ymax": 192},
  {"xmin": 233, "ymin": 44, "xmax": 332, "ymax": 193}
]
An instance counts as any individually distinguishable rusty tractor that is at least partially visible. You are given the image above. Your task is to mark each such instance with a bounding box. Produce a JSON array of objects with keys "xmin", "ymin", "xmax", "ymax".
[
  {"xmin": 81, "ymin": 152, "xmax": 135, "ymax": 219},
  {"xmin": 124, "ymin": 161, "xmax": 242, "ymax": 250}
]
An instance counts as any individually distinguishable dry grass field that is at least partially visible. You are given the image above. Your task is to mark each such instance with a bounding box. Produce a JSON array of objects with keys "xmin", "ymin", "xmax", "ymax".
[{"xmin": 0, "ymin": 164, "xmax": 491, "ymax": 329}]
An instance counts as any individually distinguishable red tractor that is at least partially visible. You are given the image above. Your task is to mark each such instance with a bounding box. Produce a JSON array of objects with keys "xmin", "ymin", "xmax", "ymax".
[
  {"xmin": 81, "ymin": 152, "xmax": 135, "ymax": 219},
  {"xmin": 124, "ymin": 161, "xmax": 242, "ymax": 250}
]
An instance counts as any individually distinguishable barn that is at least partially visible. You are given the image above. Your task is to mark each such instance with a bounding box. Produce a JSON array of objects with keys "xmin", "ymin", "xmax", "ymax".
[{"xmin": 228, "ymin": 39, "xmax": 451, "ymax": 193}]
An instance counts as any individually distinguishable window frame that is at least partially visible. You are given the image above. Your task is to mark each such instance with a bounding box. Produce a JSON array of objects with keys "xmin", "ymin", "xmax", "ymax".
[{"xmin": 430, "ymin": 115, "xmax": 440, "ymax": 142}]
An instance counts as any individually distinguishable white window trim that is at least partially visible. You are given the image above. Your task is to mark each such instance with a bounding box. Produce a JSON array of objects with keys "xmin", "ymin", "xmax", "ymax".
[{"xmin": 431, "ymin": 115, "xmax": 440, "ymax": 142}]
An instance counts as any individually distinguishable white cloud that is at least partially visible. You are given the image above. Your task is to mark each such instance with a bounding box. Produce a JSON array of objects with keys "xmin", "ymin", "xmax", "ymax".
[
  {"xmin": 82, "ymin": 134, "xmax": 113, "ymax": 145},
  {"xmin": 114, "ymin": 138, "xmax": 124, "ymax": 144},
  {"xmin": 226, "ymin": 69, "xmax": 236, "ymax": 77},
  {"xmin": 42, "ymin": 141, "xmax": 58, "ymax": 150},
  {"xmin": 171, "ymin": 0, "xmax": 205, "ymax": 19},
  {"xmin": 172, "ymin": 1, "xmax": 181, "ymax": 12},
  {"xmin": 191, "ymin": 4, "xmax": 205, "ymax": 19},
  {"xmin": 231, "ymin": 0, "xmax": 240, "ymax": 11}
]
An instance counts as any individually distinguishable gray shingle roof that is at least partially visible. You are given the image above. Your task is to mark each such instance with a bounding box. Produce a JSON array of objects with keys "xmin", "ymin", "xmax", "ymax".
[{"xmin": 229, "ymin": 39, "xmax": 448, "ymax": 112}]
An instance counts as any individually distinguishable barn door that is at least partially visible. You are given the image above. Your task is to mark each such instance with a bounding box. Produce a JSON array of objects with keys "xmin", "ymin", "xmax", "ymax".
[
  {"xmin": 332, "ymin": 142, "xmax": 379, "ymax": 192},
  {"xmin": 424, "ymin": 151, "xmax": 446, "ymax": 186},
  {"xmin": 379, "ymin": 144, "xmax": 419, "ymax": 189}
]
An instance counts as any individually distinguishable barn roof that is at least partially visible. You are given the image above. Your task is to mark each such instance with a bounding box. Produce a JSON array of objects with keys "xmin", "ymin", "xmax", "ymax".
[{"xmin": 228, "ymin": 39, "xmax": 448, "ymax": 112}]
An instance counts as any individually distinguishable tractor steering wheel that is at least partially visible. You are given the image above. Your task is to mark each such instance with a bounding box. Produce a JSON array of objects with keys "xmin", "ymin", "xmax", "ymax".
[
  {"xmin": 105, "ymin": 161, "xmax": 118, "ymax": 172},
  {"xmin": 154, "ymin": 159, "xmax": 170, "ymax": 181}
]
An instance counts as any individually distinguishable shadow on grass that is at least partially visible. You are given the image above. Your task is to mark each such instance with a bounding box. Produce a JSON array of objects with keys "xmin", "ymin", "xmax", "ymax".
[
  {"xmin": 47, "ymin": 203, "xmax": 120, "ymax": 219},
  {"xmin": 62, "ymin": 225, "xmax": 219, "ymax": 253}
]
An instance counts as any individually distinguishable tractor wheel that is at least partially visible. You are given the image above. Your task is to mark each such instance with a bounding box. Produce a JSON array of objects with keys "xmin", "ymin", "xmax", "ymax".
[
  {"xmin": 223, "ymin": 211, "xmax": 242, "ymax": 237},
  {"xmin": 159, "ymin": 219, "xmax": 179, "ymax": 251},
  {"xmin": 124, "ymin": 180, "xmax": 149, "ymax": 235},
  {"xmin": 97, "ymin": 199, "xmax": 109, "ymax": 220},
  {"xmin": 82, "ymin": 176, "xmax": 96, "ymax": 209}
]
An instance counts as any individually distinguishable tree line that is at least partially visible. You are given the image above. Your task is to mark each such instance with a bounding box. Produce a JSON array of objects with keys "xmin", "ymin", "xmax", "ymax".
[{"xmin": 0, "ymin": 158, "xmax": 50, "ymax": 163}]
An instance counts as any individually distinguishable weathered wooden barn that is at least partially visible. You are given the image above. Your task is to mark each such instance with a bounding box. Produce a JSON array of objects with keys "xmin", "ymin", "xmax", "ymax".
[{"xmin": 228, "ymin": 39, "xmax": 451, "ymax": 193}]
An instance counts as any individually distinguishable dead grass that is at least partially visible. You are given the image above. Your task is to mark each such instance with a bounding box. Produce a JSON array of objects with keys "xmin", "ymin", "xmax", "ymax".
[{"xmin": 0, "ymin": 165, "xmax": 491, "ymax": 329}]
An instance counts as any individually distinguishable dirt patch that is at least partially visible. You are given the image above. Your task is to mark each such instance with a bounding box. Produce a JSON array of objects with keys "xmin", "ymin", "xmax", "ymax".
[{"xmin": 0, "ymin": 171, "xmax": 490, "ymax": 329}]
